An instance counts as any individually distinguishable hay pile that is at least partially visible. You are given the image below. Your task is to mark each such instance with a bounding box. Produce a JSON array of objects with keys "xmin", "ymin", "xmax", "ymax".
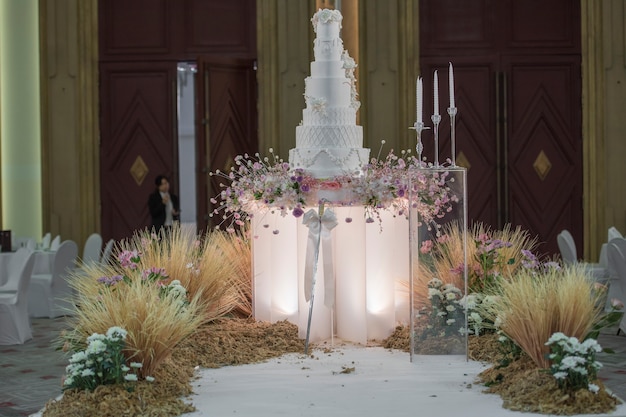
[
  {"xmin": 381, "ymin": 327, "xmax": 621, "ymax": 415},
  {"xmin": 42, "ymin": 319, "xmax": 304, "ymax": 417}
]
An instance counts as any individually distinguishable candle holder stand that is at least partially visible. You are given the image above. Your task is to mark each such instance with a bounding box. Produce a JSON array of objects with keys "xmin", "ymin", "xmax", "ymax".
[
  {"xmin": 431, "ymin": 114, "xmax": 442, "ymax": 167},
  {"xmin": 409, "ymin": 121, "xmax": 430, "ymax": 166},
  {"xmin": 447, "ymin": 107, "xmax": 458, "ymax": 167}
]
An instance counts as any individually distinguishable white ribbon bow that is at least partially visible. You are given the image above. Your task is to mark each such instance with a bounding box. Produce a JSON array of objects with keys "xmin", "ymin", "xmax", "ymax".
[{"xmin": 302, "ymin": 208, "xmax": 338, "ymax": 308}]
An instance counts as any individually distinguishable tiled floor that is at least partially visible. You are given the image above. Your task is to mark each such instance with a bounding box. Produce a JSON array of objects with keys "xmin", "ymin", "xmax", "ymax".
[
  {"xmin": 0, "ymin": 318, "xmax": 68, "ymax": 417},
  {"xmin": 0, "ymin": 319, "xmax": 624, "ymax": 417}
]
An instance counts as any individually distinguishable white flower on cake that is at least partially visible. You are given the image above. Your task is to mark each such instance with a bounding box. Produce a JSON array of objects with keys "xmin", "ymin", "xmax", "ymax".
[
  {"xmin": 341, "ymin": 50, "xmax": 360, "ymax": 110},
  {"xmin": 306, "ymin": 96, "xmax": 327, "ymax": 115},
  {"xmin": 311, "ymin": 8, "xmax": 343, "ymax": 31},
  {"xmin": 341, "ymin": 51, "xmax": 356, "ymax": 70}
]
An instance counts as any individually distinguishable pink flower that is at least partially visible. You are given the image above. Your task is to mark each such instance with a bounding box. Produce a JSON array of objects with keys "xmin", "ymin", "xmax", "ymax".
[
  {"xmin": 319, "ymin": 180, "xmax": 342, "ymax": 191},
  {"xmin": 611, "ymin": 298, "xmax": 624, "ymax": 310},
  {"xmin": 420, "ymin": 240, "xmax": 433, "ymax": 254},
  {"xmin": 119, "ymin": 250, "xmax": 140, "ymax": 269}
]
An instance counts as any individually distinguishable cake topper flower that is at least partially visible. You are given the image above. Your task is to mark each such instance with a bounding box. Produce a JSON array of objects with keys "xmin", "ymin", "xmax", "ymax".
[{"xmin": 311, "ymin": 8, "xmax": 343, "ymax": 32}]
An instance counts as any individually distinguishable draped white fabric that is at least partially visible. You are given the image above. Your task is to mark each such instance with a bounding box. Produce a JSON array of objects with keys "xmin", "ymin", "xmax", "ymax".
[{"xmin": 252, "ymin": 208, "xmax": 409, "ymax": 344}]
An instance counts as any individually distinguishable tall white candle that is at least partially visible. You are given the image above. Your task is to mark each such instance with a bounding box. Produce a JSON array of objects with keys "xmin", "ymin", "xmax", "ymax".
[
  {"xmin": 416, "ymin": 77, "xmax": 423, "ymax": 123},
  {"xmin": 449, "ymin": 62, "xmax": 455, "ymax": 109},
  {"xmin": 433, "ymin": 70, "xmax": 439, "ymax": 116}
]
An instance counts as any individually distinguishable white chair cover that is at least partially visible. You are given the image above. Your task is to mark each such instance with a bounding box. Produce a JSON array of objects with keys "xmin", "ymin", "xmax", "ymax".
[
  {"xmin": 28, "ymin": 240, "xmax": 78, "ymax": 318},
  {"xmin": 41, "ymin": 233, "xmax": 52, "ymax": 250},
  {"xmin": 25, "ymin": 238, "xmax": 36, "ymax": 251},
  {"xmin": 0, "ymin": 248, "xmax": 33, "ymax": 293},
  {"xmin": 50, "ymin": 235, "xmax": 61, "ymax": 251},
  {"xmin": 607, "ymin": 238, "xmax": 626, "ymax": 334},
  {"xmin": 609, "ymin": 227, "xmax": 623, "ymax": 242},
  {"xmin": 81, "ymin": 233, "xmax": 103, "ymax": 266},
  {"xmin": 557, "ymin": 229, "xmax": 609, "ymax": 281},
  {"xmin": 100, "ymin": 239, "xmax": 115, "ymax": 265},
  {"xmin": 0, "ymin": 251, "xmax": 35, "ymax": 344},
  {"xmin": 557, "ymin": 231, "xmax": 577, "ymax": 265}
]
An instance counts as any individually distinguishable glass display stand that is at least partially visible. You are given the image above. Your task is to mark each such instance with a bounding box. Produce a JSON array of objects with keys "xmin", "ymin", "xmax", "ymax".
[{"xmin": 408, "ymin": 167, "xmax": 468, "ymax": 361}]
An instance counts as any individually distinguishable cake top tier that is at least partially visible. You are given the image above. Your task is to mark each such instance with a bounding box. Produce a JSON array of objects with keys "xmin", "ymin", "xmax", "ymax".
[{"xmin": 312, "ymin": 9, "xmax": 342, "ymax": 39}]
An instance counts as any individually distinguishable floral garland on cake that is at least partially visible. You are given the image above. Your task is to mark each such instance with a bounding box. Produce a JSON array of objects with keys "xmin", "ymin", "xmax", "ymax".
[
  {"xmin": 341, "ymin": 50, "xmax": 360, "ymax": 110},
  {"xmin": 209, "ymin": 146, "xmax": 459, "ymax": 233}
]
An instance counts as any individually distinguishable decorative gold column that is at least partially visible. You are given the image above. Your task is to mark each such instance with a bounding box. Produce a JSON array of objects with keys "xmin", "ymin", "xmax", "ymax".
[
  {"xmin": 581, "ymin": 0, "xmax": 606, "ymax": 260},
  {"xmin": 596, "ymin": 0, "xmax": 626, "ymax": 259},
  {"xmin": 39, "ymin": 0, "xmax": 100, "ymax": 247},
  {"xmin": 359, "ymin": 0, "xmax": 417, "ymax": 151},
  {"xmin": 257, "ymin": 0, "xmax": 313, "ymax": 158}
]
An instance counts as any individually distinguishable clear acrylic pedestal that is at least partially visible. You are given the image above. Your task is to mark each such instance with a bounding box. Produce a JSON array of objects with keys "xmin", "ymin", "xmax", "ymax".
[{"xmin": 409, "ymin": 167, "xmax": 468, "ymax": 361}]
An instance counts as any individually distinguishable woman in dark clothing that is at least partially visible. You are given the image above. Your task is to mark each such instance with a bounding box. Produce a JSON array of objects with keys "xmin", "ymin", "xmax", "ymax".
[{"xmin": 148, "ymin": 175, "xmax": 180, "ymax": 230}]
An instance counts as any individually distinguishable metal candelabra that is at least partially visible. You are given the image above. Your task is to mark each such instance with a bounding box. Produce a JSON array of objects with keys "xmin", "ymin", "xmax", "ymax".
[
  {"xmin": 409, "ymin": 121, "xmax": 430, "ymax": 166},
  {"xmin": 447, "ymin": 107, "xmax": 458, "ymax": 166},
  {"xmin": 431, "ymin": 113, "xmax": 442, "ymax": 167}
]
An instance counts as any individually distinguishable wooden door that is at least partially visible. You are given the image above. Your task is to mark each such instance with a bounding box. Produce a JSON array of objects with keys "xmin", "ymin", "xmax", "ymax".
[
  {"xmin": 419, "ymin": 0, "xmax": 582, "ymax": 255},
  {"xmin": 99, "ymin": 62, "xmax": 177, "ymax": 240},
  {"xmin": 195, "ymin": 58, "xmax": 258, "ymax": 231}
]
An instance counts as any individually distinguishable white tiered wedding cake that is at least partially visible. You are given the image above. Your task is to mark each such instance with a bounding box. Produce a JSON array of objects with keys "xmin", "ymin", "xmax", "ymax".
[{"xmin": 289, "ymin": 9, "xmax": 370, "ymax": 179}]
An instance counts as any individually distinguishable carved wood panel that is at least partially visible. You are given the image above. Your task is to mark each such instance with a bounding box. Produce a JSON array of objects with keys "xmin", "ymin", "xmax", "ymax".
[
  {"xmin": 196, "ymin": 58, "xmax": 258, "ymax": 231},
  {"xmin": 420, "ymin": 0, "xmax": 582, "ymax": 255},
  {"xmin": 99, "ymin": 62, "xmax": 176, "ymax": 240},
  {"xmin": 98, "ymin": 0, "xmax": 257, "ymax": 239}
]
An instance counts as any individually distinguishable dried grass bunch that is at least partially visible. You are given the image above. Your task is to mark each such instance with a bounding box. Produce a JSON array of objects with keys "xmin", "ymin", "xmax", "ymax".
[
  {"xmin": 412, "ymin": 222, "xmax": 538, "ymax": 306},
  {"xmin": 484, "ymin": 264, "xmax": 604, "ymax": 368},
  {"xmin": 63, "ymin": 225, "xmax": 253, "ymax": 378}
]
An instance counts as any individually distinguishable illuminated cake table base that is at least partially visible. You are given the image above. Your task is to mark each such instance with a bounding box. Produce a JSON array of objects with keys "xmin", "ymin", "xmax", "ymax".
[{"xmin": 252, "ymin": 208, "xmax": 409, "ymax": 344}]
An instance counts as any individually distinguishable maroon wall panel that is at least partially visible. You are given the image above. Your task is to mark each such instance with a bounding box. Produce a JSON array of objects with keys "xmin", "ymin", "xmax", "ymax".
[{"xmin": 420, "ymin": 0, "xmax": 582, "ymax": 255}]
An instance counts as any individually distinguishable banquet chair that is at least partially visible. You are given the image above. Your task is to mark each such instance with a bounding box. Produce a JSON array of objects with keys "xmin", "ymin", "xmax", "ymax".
[
  {"xmin": 557, "ymin": 230, "xmax": 577, "ymax": 265},
  {"xmin": 606, "ymin": 238, "xmax": 626, "ymax": 335},
  {"xmin": 609, "ymin": 227, "xmax": 623, "ymax": 242},
  {"xmin": 41, "ymin": 232, "xmax": 52, "ymax": 250},
  {"xmin": 0, "ymin": 251, "xmax": 35, "ymax": 344},
  {"xmin": 26, "ymin": 238, "xmax": 36, "ymax": 251},
  {"xmin": 0, "ymin": 248, "xmax": 34, "ymax": 293},
  {"xmin": 557, "ymin": 229, "xmax": 609, "ymax": 282},
  {"xmin": 81, "ymin": 233, "xmax": 102, "ymax": 266},
  {"xmin": 27, "ymin": 240, "xmax": 78, "ymax": 318},
  {"xmin": 50, "ymin": 235, "xmax": 61, "ymax": 251},
  {"xmin": 100, "ymin": 239, "xmax": 115, "ymax": 265}
]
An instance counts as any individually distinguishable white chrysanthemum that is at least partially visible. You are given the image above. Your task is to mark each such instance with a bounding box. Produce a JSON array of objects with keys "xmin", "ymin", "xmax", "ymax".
[
  {"xmin": 145, "ymin": 376, "xmax": 156, "ymax": 382},
  {"xmin": 546, "ymin": 332, "xmax": 568, "ymax": 345},
  {"xmin": 130, "ymin": 362, "xmax": 143, "ymax": 369},
  {"xmin": 121, "ymin": 365, "xmax": 130, "ymax": 372},
  {"xmin": 560, "ymin": 356, "xmax": 586, "ymax": 369},
  {"xmin": 106, "ymin": 326, "xmax": 128, "ymax": 341},
  {"xmin": 470, "ymin": 312, "xmax": 483, "ymax": 322},
  {"xmin": 446, "ymin": 305, "xmax": 456, "ymax": 312},
  {"xmin": 124, "ymin": 374, "xmax": 138, "ymax": 382},
  {"xmin": 64, "ymin": 377, "xmax": 74, "ymax": 386},
  {"xmin": 581, "ymin": 338, "xmax": 602, "ymax": 353},
  {"xmin": 69, "ymin": 351, "xmax": 88, "ymax": 363},
  {"xmin": 446, "ymin": 318, "xmax": 456, "ymax": 325},
  {"xmin": 428, "ymin": 288, "xmax": 442, "ymax": 298},
  {"xmin": 552, "ymin": 371, "xmax": 568, "ymax": 380},
  {"xmin": 85, "ymin": 339, "xmax": 107, "ymax": 355},
  {"xmin": 588, "ymin": 383, "xmax": 600, "ymax": 393},
  {"xmin": 446, "ymin": 292, "xmax": 457, "ymax": 301},
  {"xmin": 86, "ymin": 333, "xmax": 106, "ymax": 343},
  {"xmin": 81, "ymin": 369, "xmax": 95, "ymax": 377}
]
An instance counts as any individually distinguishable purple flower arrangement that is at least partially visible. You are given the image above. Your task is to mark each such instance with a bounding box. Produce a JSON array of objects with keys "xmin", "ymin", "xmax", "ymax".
[{"xmin": 209, "ymin": 148, "xmax": 460, "ymax": 232}]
